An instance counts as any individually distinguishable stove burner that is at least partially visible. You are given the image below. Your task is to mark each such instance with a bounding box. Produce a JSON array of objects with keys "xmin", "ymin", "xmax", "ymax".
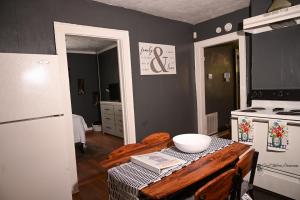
[
  {"xmin": 273, "ymin": 108, "xmax": 284, "ymax": 112},
  {"xmin": 241, "ymin": 109, "xmax": 257, "ymax": 112},
  {"xmin": 276, "ymin": 111, "xmax": 300, "ymax": 116},
  {"xmin": 250, "ymin": 107, "xmax": 266, "ymax": 110},
  {"xmin": 290, "ymin": 109, "xmax": 300, "ymax": 112}
]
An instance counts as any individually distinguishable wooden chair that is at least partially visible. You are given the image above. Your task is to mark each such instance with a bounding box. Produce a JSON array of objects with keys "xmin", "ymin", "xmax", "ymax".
[
  {"xmin": 235, "ymin": 149, "xmax": 259, "ymax": 199},
  {"xmin": 194, "ymin": 168, "xmax": 239, "ymax": 200},
  {"xmin": 100, "ymin": 132, "xmax": 172, "ymax": 169}
]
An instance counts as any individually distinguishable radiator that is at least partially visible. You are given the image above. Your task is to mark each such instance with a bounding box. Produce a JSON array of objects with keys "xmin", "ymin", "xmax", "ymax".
[{"xmin": 206, "ymin": 112, "xmax": 218, "ymax": 135}]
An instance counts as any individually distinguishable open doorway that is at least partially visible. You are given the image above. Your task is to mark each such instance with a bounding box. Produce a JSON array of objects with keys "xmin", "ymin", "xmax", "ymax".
[
  {"xmin": 54, "ymin": 22, "xmax": 136, "ymax": 197},
  {"xmin": 65, "ymin": 35, "xmax": 126, "ymax": 195},
  {"xmin": 194, "ymin": 32, "xmax": 247, "ymax": 139},
  {"xmin": 65, "ymin": 35, "xmax": 125, "ymax": 199},
  {"xmin": 204, "ymin": 41, "xmax": 240, "ymax": 138},
  {"xmin": 65, "ymin": 35, "xmax": 124, "ymax": 143}
]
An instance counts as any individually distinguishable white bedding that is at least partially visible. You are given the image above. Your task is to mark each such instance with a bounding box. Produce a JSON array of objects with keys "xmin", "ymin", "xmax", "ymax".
[{"xmin": 72, "ymin": 114, "xmax": 88, "ymax": 144}]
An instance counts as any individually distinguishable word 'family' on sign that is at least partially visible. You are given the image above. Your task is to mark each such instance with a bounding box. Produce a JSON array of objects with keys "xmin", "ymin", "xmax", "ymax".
[{"xmin": 139, "ymin": 42, "xmax": 176, "ymax": 75}]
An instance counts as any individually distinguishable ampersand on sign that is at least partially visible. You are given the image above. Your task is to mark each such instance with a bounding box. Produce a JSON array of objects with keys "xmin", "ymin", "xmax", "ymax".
[{"xmin": 150, "ymin": 47, "xmax": 169, "ymax": 73}]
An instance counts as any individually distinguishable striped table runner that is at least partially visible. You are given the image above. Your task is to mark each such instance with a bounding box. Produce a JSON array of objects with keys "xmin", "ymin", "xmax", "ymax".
[{"xmin": 107, "ymin": 137, "xmax": 233, "ymax": 200}]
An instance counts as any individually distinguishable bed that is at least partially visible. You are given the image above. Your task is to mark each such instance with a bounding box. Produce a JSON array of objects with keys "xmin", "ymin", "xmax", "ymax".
[{"xmin": 72, "ymin": 114, "xmax": 88, "ymax": 151}]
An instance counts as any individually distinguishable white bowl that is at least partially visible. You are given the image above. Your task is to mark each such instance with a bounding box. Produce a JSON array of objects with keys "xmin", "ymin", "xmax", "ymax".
[{"xmin": 173, "ymin": 134, "xmax": 212, "ymax": 153}]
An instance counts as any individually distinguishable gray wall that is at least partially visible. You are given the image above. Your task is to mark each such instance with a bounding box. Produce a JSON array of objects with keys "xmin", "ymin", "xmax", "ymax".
[
  {"xmin": 67, "ymin": 53, "xmax": 100, "ymax": 126},
  {"xmin": 193, "ymin": 0, "xmax": 300, "ymax": 98},
  {"xmin": 193, "ymin": 7, "xmax": 251, "ymax": 105},
  {"xmin": 251, "ymin": 0, "xmax": 300, "ymax": 90},
  {"xmin": 193, "ymin": 8, "xmax": 250, "ymax": 41},
  {"xmin": 98, "ymin": 47, "xmax": 120, "ymax": 101},
  {"xmin": 0, "ymin": 0, "xmax": 196, "ymax": 141}
]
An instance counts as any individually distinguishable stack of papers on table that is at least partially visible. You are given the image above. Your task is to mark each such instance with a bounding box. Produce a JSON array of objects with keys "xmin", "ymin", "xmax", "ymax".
[{"xmin": 131, "ymin": 152, "xmax": 186, "ymax": 174}]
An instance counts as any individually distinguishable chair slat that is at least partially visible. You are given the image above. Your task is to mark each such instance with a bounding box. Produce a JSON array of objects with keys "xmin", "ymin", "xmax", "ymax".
[
  {"xmin": 100, "ymin": 132, "xmax": 172, "ymax": 169},
  {"xmin": 236, "ymin": 149, "xmax": 255, "ymax": 178},
  {"xmin": 235, "ymin": 148, "xmax": 259, "ymax": 199},
  {"xmin": 194, "ymin": 169, "xmax": 237, "ymax": 200}
]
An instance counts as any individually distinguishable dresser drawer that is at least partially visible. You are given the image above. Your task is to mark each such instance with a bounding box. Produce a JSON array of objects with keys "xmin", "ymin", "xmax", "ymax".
[
  {"xmin": 102, "ymin": 124, "xmax": 115, "ymax": 134},
  {"xmin": 101, "ymin": 104, "xmax": 114, "ymax": 115},
  {"xmin": 115, "ymin": 124, "xmax": 124, "ymax": 138},
  {"xmin": 114, "ymin": 104, "xmax": 122, "ymax": 116},
  {"xmin": 115, "ymin": 115, "xmax": 123, "ymax": 125},
  {"xmin": 100, "ymin": 101, "xmax": 123, "ymax": 137},
  {"xmin": 102, "ymin": 114, "xmax": 115, "ymax": 125}
]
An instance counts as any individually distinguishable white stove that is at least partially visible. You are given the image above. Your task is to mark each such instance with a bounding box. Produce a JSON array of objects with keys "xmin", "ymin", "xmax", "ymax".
[{"xmin": 231, "ymin": 100, "xmax": 300, "ymax": 199}]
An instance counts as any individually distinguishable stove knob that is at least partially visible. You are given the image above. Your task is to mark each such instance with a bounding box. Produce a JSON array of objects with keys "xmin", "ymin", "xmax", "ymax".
[
  {"xmin": 252, "ymin": 91, "xmax": 257, "ymax": 98},
  {"xmin": 278, "ymin": 91, "xmax": 283, "ymax": 97},
  {"xmin": 285, "ymin": 91, "xmax": 290, "ymax": 96}
]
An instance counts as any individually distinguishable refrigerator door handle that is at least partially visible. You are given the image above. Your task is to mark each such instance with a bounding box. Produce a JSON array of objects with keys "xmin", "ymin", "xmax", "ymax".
[{"xmin": 0, "ymin": 114, "xmax": 64, "ymax": 125}]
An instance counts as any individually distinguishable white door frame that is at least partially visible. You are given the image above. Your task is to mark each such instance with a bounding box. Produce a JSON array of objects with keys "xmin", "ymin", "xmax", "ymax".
[
  {"xmin": 194, "ymin": 32, "xmax": 247, "ymax": 134},
  {"xmin": 54, "ymin": 22, "xmax": 136, "ymax": 193}
]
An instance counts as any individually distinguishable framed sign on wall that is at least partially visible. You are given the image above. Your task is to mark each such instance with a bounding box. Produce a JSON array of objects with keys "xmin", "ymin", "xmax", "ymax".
[{"xmin": 139, "ymin": 42, "xmax": 176, "ymax": 75}]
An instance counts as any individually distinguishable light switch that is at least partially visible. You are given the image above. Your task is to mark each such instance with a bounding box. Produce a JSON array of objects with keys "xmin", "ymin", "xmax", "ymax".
[
  {"xmin": 224, "ymin": 72, "xmax": 230, "ymax": 82},
  {"xmin": 208, "ymin": 73, "xmax": 213, "ymax": 79}
]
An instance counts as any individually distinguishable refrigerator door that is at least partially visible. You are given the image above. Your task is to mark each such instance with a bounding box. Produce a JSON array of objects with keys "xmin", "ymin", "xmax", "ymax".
[
  {"xmin": 0, "ymin": 53, "xmax": 64, "ymax": 123},
  {"xmin": 0, "ymin": 116, "xmax": 71, "ymax": 200}
]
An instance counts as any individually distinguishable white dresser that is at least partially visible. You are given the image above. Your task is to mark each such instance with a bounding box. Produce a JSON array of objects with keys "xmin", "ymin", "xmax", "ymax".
[{"xmin": 100, "ymin": 101, "xmax": 123, "ymax": 138}]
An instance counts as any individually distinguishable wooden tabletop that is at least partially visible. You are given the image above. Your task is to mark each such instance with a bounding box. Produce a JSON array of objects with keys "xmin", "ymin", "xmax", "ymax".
[
  {"xmin": 142, "ymin": 142, "xmax": 249, "ymax": 199},
  {"xmin": 100, "ymin": 132, "xmax": 250, "ymax": 199}
]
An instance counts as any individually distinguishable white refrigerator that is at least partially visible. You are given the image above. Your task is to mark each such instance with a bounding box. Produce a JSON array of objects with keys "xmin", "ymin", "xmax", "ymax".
[{"xmin": 0, "ymin": 53, "xmax": 72, "ymax": 200}]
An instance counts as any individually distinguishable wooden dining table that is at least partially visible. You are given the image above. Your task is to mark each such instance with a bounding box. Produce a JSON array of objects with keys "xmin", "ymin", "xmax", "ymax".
[{"xmin": 100, "ymin": 132, "xmax": 250, "ymax": 199}]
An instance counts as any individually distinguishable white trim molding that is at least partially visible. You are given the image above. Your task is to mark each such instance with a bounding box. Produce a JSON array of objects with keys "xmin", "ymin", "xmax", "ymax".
[
  {"xmin": 194, "ymin": 32, "xmax": 247, "ymax": 134},
  {"xmin": 54, "ymin": 22, "xmax": 136, "ymax": 193},
  {"xmin": 97, "ymin": 43, "xmax": 118, "ymax": 54},
  {"xmin": 66, "ymin": 50, "xmax": 97, "ymax": 54},
  {"xmin": 66, "ymin": 44, "xmax": 117, "ymax": 55}
]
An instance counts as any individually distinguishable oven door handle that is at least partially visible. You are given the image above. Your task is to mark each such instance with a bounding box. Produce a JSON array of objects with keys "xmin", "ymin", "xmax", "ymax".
[
  {"xmin": 232, "ymin": 118, "xmax": 300, "ymax": 126},
  {"xmin": 231, "ymin": 118, "xmax": 269, "ymax": 123},
  {"xmin": 252, "ymin": 119, "xmax": 268, "ymax": 123},
  {"xmin": 287, "ymin": 122, "xmax": 300, "ymax": 127},
  {"xmin": 251, "ymin": 120, "xmax": 300, "ymax": 125}
]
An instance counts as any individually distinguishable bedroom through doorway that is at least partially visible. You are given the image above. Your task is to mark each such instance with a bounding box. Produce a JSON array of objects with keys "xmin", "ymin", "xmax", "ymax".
[
  {"xmin": 54, "ymin": 22, "xmax": 136, "ymax": 197},
  {"xmin": 65, "ymin": 35, "xmax": 124, "ymax": 199}
]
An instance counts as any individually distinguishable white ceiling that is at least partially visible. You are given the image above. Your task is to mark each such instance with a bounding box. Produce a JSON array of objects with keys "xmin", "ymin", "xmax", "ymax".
[
  {"xmin": 93, "ymin": 0, "xmax": 250, "ymax": 24},
  {"xmin": 66, "ymin": 35, "xmax": 117, "ymax": 54}
]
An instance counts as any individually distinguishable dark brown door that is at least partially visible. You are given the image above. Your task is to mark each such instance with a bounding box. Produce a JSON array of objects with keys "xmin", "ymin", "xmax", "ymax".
[{"xmin": 204, "ymin": 42, "xmax": 239, "ymax": 132}]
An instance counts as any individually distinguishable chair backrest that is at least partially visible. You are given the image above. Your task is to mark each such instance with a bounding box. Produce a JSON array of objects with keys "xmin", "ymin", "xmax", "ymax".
[
  {"xmin": 100, "ymin": 132, "xmax": 172, "ymax": 169},
  {"xmin": 235, "ymin": 149, "xmax": 259, "ymax": 184},
  {"xmin": 194, "ymin": 169, "xmax": 238, "ymax": 200}
]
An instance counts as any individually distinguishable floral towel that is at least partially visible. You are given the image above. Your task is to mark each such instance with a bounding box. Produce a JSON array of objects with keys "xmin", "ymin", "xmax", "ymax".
[
  {"xmin": 238, "ymin": 117, "xmax": 254, "ymax": 145},
  {"xmin": 268, "ymin": 120, "xmax": 288, "ymax": 152}
]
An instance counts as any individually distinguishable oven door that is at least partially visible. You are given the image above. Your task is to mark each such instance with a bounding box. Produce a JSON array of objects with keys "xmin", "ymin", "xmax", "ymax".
[{"xmin": 252, "ymin": 119, "xmax": 300, "ymax": 199}]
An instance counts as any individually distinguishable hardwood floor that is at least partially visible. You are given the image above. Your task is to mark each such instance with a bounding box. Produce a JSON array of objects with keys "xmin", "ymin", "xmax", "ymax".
[
  {"xmin": 73, "ymin": 131, "xmax": 123, "ymax": 200},
  {"xmin": 216, "ymin": 129, "xmax": 231, "ymax": 139},
  {"xmin": 206, "ymin": 129, "xmax": 232, "ymax": 140}
]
